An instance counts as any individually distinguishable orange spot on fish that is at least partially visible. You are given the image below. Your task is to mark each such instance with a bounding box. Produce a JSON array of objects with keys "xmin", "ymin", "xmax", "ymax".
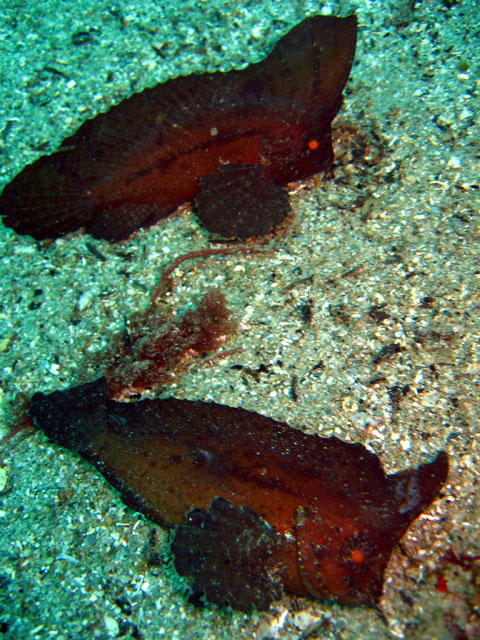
[
  {"xmin": 308, "ymin": 139, "xmax": 320, "ymax": 150},
  {"xmin": 435, "ymin": 574, "xmax": 448, "ymax": 593},
  {"xmin": 351, "ymin": 549, "xmax": 365, "ymax": 564}
]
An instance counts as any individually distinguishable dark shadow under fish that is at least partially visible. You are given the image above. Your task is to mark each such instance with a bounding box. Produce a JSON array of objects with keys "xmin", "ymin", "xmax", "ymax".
[
  {"xmin": 30, "ymin": 377, "xmax": 448, "ymax": 611},
  {"xmin": 0, "ymin": 15, "xmax": 357, "ymax": 241}
]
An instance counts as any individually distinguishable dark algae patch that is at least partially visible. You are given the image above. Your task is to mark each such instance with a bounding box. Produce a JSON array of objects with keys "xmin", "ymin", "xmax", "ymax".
[
  {"xmin": 106, "ymin": 287, "xmax": 237, "ymax": 400},
  {"xmin": 0, "ymin": 15, "xmax": 356, "ymax": 241},
  {"xmin": 30, "ymin": 377, "xmax": 448, "ymax": 611}
]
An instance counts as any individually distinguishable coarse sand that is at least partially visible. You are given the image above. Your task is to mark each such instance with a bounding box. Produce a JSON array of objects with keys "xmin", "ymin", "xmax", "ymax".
[{"xmin": 0, "ymin": 1, "xmax": 479, "ymax": 638}]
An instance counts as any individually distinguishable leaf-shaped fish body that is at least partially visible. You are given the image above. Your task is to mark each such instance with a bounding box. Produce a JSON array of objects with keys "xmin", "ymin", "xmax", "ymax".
[
  {"xmin": 0, "ymin": 15, "xmax": 357, "ymax": 241},
  {"xmin": 30, "ymin": 377, "xmax": 448, "ymax": 610}
]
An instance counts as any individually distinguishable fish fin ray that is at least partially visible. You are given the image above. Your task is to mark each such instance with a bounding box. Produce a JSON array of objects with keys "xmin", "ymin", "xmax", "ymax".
[
  {"xmin": 195, "ymin": 164, "xmax": 290, "ymax": 238},
  {"xmin": 171, "ymin": 497, "xmax": 285, "ymax": 611}
]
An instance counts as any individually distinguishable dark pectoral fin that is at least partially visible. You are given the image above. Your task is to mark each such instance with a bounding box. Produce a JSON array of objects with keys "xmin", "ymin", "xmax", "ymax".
[
  {"xmin": 171, "ymin": 497, "xmax": 286, "ymax": 611},
  {"xmin": 195, "ymin": 164, "xmax": 290, "ymax": 239}
]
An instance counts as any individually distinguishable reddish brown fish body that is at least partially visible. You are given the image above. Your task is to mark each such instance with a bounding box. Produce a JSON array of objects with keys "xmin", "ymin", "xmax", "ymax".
[
  {"xmin": 0, "ymin": 15, "xmax": 357, "ymax": 241},
  {"xmin": 30, "ymin": 377, "xmax": 448, "ymax": 611}
]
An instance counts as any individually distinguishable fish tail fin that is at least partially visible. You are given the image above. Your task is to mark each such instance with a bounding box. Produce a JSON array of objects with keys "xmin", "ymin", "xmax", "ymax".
[
  {"xmin": 29, "ymin": 377, "xmax": 109, "ymax": 452},
  {"xmin": 0, "ymin": 149, "xmax": 95, "ymax": 240}
]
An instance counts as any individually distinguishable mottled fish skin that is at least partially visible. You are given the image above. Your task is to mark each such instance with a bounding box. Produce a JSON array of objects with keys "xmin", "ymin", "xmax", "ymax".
[
  {"xmin": 30, "ymin": 377, "xmax": 448, "ymax": 611},
  {"xmin": 0, "ymin": 15, "xmax": 357, "ymax": 241}
]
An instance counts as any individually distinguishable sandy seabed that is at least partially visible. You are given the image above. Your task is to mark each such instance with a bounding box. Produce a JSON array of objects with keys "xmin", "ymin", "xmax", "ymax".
[{"xmin": 0, "ymin": 1, "xmax": 479, "ymax": 638}]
